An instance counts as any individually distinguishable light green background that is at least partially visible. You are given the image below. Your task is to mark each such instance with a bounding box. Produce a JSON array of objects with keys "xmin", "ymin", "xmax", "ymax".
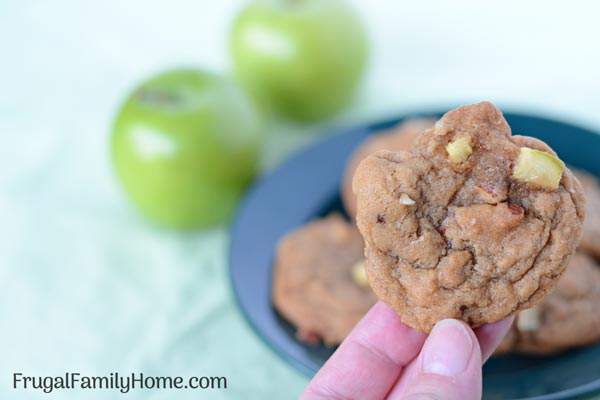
[{"xmin": 2, "ymin": 1, "xmax": 600, "ymax": 398}]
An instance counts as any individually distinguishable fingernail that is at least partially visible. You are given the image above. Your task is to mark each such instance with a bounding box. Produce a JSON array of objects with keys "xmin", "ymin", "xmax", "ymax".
[{"xmin": 421, "ymin": 319, "xmax": 474, "ymax": 376}]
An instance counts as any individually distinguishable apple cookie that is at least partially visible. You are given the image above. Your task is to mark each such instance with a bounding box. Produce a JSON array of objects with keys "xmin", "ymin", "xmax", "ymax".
[
  {"xmin": 272, "ymin": 214, "xmax": 376, "ymax": 345},
  {"xmin": 499, "ymin": 252, "xmax": 600, "ymax": 355},
  {"xmin": 353, "ymin": 102, "xmax": 586, "ymax": 332},
  {"xmin": 574, "ymin": 170, "xmax": 600, "ymax": 260},
  {"xmin": 342, "ymin": 119, "xmax": 435, "ymax": 218}
]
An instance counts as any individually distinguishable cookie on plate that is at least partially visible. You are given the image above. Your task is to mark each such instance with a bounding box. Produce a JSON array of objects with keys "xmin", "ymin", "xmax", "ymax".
[
  {"xmin": 272, "ymin": 214, "xmax": 376, "ymax": 345},
  {"xmin": 342, "ymin": 119, "xmax": 435, "ymax": 218},
  {"xmin": 499, "ymin": 252, "xmax": 600, "ymax": 355},
  {"xmin": 353, "ymin": 101, "xmax": 586, "ymax": 332},
  {"xmin": 574, "ymin": 170, "xmax": 600, "ymax": 260}
]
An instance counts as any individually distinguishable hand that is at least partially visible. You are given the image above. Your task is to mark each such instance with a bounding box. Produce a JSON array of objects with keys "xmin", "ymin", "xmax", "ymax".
[{"xmin": 302, "ymin": 301, "xmax": 513, "ymax": 400}]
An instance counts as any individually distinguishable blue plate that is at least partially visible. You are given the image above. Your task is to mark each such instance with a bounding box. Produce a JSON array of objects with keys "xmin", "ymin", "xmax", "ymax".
[{"xmin": 229, "ymin": 110, "xmax": 600, "ymax": 399}]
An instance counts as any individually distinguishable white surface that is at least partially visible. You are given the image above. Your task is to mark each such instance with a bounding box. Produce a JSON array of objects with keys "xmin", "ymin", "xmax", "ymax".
[{"xmin": 2, "ymin": 1, "xmax": 600, "ymax": 398}]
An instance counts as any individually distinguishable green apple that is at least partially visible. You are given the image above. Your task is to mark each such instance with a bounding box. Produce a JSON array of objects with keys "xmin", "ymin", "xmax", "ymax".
[
  {"xmin": 230, "ymin": 0, "xmax": 368, "ymax": 122},
  {"xmin": 111, "ymin": 69, "xmax": 262, "ymax": 229}
]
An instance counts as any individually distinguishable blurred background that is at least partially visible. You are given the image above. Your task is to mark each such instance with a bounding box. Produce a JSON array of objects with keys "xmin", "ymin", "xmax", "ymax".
[{"xmin": 2, "ymin": 1, "xmax": 600, "ymax": 399}]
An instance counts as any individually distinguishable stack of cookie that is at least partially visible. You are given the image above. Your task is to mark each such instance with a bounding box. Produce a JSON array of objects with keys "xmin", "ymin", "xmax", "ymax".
[
  {"xmin": 272, "ymin": 120, "xmax": 433, "ymax": 346},
  {"xmin": 495, "ymin": 170, "xmax": 600, "ymax": 355},
  {"xmin": 272, "ymin": 102, "xmax": 600, "ymax": 356}
]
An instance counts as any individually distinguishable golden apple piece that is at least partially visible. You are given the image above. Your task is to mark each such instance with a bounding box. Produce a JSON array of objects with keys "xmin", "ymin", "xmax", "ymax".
[
  {"xmin": 351, "ymin": 260, "xmax": 369, "ymax": 288},
  {"xmin": 512, "ymin": 147, "xmax": 565, "ymax": 190},
  {"xmin": 517, "ymin": 308, "xmax": 540, "ymax": 332},
  {"xmin": 446, "ymin": 136, "xmax": 473, "ymax": 163}
]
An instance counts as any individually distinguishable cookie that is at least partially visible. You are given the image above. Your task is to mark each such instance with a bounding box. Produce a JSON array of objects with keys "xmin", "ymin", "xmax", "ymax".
[
  {"xmin": 272, "ymin": 214, "xmax": 376, "ymax": 345},
  {"xmin": 342, "ymin": 119, "xmax": 435, "ymax": 218},
  {"xmin": 500, "ymin": 252, "xmax": 600, "ymax": 355},
  {"xmin": 353, "ymin": 101, "xmax": 586, "ymax": 332},
  {"xmin": 574, "ymin": 170, "xmax": 600, "ymax": 260}
]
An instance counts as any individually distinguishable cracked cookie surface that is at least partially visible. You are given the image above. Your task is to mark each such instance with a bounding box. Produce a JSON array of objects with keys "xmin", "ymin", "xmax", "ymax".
[
  {"xmin": 272, "ymin": 214, "xmax": 376, "ymax": 345},
  {"xmin": 342, "ymin": 119, "xmax": 435, "ymax": 218},
  {"xmin": 499, "ymin": 252, "xmax": 600, "ymax": 355},
  {"xmin": 353, "ymin": 102, "xmax": 585, "ymax": 332}
]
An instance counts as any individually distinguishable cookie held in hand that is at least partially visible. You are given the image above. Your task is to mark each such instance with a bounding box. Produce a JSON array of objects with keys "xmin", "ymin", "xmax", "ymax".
[{"xmin": 353, "ymin": 102, "xmax": 586, "ymax": 332}]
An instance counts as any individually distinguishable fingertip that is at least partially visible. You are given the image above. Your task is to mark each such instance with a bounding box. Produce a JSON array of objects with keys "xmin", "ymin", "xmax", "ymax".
[
  {"xmin": 479, "ymin": 315, "xmax": 515, "ymax": 335},
  {"xmin": 421, "ymin": 319, "xmax": 479, "ymax": 377},
  {"xmin": 349, "ymin": 301, "xmax": 427, "ymax": 366},
  {"xmin": 475, "ymin": 315, "xmax": 515, "ymax": 362},
  {"xmin": 352, "ymin": 301, "xmax": 425, "ymax": 344},
  {"xmin": 396, "ymin": 319, "xmax": 483, "ymax": 400},
  {"xmin": 362, "ymin": 301, "xmax": 404, "ymax": 324}
]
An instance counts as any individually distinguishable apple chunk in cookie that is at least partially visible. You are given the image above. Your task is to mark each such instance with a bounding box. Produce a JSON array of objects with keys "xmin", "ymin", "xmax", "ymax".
[{"xmin": 353, "ymin": 102, "xmax": 585, "ymax": 333}]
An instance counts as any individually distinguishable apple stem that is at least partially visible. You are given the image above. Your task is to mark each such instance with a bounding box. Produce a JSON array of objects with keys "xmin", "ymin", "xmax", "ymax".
[
  {"xmin": 136, "ymin": 88, "xmax": 181, "ymax": 107},
  {"xmin": 282, "ymin": 0, "xmax": 304, "ymax": 8}
]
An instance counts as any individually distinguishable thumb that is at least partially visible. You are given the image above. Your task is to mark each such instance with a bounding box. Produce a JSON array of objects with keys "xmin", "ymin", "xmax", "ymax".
[{"xmin": 400, "ymin": 319, "xmax": 482, "ymax": 400}]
